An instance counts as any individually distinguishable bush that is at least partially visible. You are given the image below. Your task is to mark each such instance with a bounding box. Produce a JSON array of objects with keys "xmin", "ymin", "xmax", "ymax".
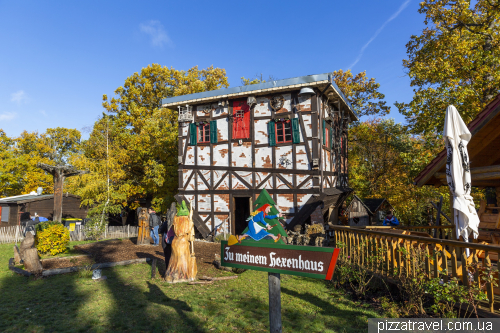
[
  {"xmin": 35, "ymin": 221, "xmax": 60, "ymax": 233},
  {"xmin": 83, "ymin": 215, "xmax": 106, "ymax": 240},
  {"xmin": 35, "ymin": 224, "xmax": 70, "ymax": 256}
]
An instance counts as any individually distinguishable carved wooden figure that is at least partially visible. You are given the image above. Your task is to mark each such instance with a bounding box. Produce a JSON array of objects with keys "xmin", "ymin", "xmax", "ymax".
[
  {"xmin": 137, "ymin": 209, "xmax": 150, "ymax": 245},
  {"xmin": 165, "ymin": 201, "xmax": 197, "ymax": 283}
]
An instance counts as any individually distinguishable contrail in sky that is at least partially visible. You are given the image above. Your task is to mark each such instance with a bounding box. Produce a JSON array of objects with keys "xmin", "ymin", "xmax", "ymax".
[{"xmin": 348, "ymin": 0, "xmax": 411, "ymax": 69}]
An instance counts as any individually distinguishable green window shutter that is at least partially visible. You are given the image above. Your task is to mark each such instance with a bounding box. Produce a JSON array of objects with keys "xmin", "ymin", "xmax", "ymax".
[
  {"xmin": 210, "ymin": 120, "xmax": 218, "ymax": 144},
  {"xmin": 268, "ymin": 121, "xmax": 276, "ymax": 147},
  {"xmin": 189, "ymin": 123, "xmax": 197, "ymax": 146},
  {"xmin": 322, "ymin": 119, "xmax": 326, "ymax": 145},
  {"xmin": 292, "ymin": 118, "xmax": 300, "ymax": 144}
]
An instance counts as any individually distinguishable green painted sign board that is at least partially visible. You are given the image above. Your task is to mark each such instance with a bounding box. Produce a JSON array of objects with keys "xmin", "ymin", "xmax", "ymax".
[{"xmin": 221, "ymin": 241, "xmax": 340, "ymax": 280}]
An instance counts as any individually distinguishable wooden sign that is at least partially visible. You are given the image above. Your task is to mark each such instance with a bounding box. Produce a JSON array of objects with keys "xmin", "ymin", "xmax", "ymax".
[{"xmin": 221, "ymin": 241, "xmax": 340, "ymax": 280}]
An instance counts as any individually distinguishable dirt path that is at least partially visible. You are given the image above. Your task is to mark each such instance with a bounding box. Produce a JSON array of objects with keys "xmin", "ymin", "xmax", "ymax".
[{"xmin": 42, "ymin": 239, "xmax": 223, "ymax": 277}]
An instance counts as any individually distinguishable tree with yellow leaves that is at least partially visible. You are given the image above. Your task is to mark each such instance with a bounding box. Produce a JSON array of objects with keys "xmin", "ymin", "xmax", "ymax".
[{"xmin": 396, "ymin": 0, "xmax": 500, "ymax": 135}]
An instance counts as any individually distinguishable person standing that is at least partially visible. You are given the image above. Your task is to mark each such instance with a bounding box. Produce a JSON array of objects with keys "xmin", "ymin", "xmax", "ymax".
[{"xmin": 149, "ymin": 208, "xmax": 160, "ymax": 245}]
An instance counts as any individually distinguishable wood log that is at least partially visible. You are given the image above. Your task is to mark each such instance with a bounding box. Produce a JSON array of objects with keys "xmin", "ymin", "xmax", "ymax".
[
  {"xmin": 14, "ymin": 245, "xmax": 22, "ymax": 264},
  {"xmin": 188, "ymin": 281, "xmax": 213, "ymax": 285},
  {"xmin": 8, "ymin": 258, "xmax": 31, "ymax": 277},
  {"xmin": 23, "ymin": 248, "xmax": 43, "ymax": 274}
]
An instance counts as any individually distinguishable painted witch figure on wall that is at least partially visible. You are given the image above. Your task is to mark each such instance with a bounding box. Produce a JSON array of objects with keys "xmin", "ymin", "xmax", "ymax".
[
  {"xmin": 228, "ymin": 189, "xmax": 288, "ymax": 246},
  {"xmin": 165, "ymin": 201, "xmax": 197, "ymax": 283}
]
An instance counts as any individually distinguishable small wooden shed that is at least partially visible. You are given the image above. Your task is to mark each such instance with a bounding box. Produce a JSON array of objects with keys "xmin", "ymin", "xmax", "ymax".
[
  {"xmin": 0, "ymin": 193, "xmax": 87, "ymax": 227},
  {"xmin": 346, "ymin": 195, "xmax": 393, "ymax": 227}
]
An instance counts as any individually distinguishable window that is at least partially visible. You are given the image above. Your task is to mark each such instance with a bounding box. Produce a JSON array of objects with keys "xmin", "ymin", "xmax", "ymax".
[
  {"xmin": 198, "ymin": 123, "xmax": 210, "ymax": 143},
  {"xmin": 232, "ymin": 100, "xmax": 250, "ymax": 139},
  {"xmin": 276, "ymin": 120, "xmax": 292, "ymax": 143},
  {"xmin": 1, "ymin": 206, "xmax": 9, "ymax": 222},
  {"xmin": 189, "ymin": 121, "xmax": 217, "ymax": 146}
]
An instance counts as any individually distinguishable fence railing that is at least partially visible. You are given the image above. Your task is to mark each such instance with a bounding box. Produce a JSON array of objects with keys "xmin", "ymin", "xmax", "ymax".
[
  {"xmin": 0, "ymin": 225, "xmax": 139, "ymax": 244},
  {"xmin": 330, "ymin": 225, "xmax": 500, "ymax": 314}
]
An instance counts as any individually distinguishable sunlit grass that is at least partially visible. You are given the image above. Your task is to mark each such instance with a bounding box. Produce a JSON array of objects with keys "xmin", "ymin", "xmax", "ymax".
[{"xmin": 0, "ymin": 242, "xmax": 383, "ymax": 332}]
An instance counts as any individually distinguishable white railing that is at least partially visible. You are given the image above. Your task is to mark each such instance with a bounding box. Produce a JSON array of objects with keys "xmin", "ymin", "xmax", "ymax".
[{"xmin": 0, "ymin": 225, "xmax": 139, "ymax": 244}]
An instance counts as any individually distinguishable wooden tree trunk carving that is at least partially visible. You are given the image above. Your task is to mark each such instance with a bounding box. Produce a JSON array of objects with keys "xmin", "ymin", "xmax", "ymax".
[
  {"xmin": 36, "ymin": 163, "xmax": 88, "ymax": 222},
  {"xmin": 19, "ymin": 233, "xmax": 43, "ymax": 273},
  {"xmin": 165, "ymin": 207, "xmax": 197, "ymax": 283},
  {"xmin": 137, "ymin": 209, "xmax": 150, "ymax": 245}
]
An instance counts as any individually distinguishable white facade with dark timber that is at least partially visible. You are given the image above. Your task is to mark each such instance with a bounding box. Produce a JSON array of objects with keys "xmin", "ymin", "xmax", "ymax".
[{"xmin": 162, "ymin": 73, "xmax": 358, "ymax": 239}]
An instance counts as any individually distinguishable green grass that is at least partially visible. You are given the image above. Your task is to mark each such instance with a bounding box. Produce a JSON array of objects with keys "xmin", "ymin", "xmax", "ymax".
[{"xmin": 0, "ymin": 242, "xmax": 383, "ymax": 332}]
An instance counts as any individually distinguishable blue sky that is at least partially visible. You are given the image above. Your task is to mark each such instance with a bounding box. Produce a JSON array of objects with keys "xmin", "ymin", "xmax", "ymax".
[{"xmin": 0, "ymin": 0, "xmax": 424, "ymax": 139}]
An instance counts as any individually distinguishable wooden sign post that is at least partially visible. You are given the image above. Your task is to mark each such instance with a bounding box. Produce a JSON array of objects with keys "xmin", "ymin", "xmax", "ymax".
[{"xmin": 221, "ymin": 241, "xmax": 340, "ymax": 333}]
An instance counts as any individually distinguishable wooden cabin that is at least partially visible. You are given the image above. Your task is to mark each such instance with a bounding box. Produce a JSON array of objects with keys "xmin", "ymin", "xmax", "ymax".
[
  {"xmin": 414, "ymin": 93, "xmax": 500, "ymax": 245},
  {"xmin": 0, "ymin": 193, "xmax": 88, "ymax": 227},
  {"xmin": 161, "ymin": 73, "xmax": 358, "ymax": 239},
  {"xmin": 345, "ymin": 195, "xmax": 393, "ymax": 227}
]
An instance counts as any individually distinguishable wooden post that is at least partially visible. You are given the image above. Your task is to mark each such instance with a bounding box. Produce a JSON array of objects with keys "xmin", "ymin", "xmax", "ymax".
[
  {"xmin": 268, "ymin": 272, "xmax": 282, "ymax": 333},
  {"xmin": 435, "ymin": 196, "xmax": 442, "ymax": 238}
]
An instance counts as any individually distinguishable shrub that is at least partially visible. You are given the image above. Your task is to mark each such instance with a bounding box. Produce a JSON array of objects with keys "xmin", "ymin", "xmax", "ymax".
[
  {"xmin": 35, "ymin": 224, "xmax": 70, "ymax": 256},
  {"xmin": 83, "ymin": 215, "xmax": 106, "ymax": 240},
  {"xmin": 35, "ymin": 221, "xmax": 60, "ymax": 233}
]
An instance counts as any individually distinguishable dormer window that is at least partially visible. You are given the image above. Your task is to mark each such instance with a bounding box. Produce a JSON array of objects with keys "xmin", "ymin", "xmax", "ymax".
[{"xmin": 178, "ymin": 105, "xmax": 193, "ymax": 122}]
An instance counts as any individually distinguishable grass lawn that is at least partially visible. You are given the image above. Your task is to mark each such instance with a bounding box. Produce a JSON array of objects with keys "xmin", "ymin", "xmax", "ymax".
[{"xmin": 0, "ymin": 241, "xmax": 383, "ymax": 332}]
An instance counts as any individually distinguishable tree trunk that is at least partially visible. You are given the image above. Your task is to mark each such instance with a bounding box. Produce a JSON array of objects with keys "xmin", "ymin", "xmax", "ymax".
[
  {"xmin": 23, "ymin": 248, "xmax": 43, "ymax": 274},
  {"xmin": 53, "ymin": 171, "xmax": 64, "ymax": 222},
  {"xmin": 14, "ymin": 245, "xmax": 22, "ymax": 264},
  {"xmin": 165, "ymin": 215, "xmax": 197, "ymax": 283}
]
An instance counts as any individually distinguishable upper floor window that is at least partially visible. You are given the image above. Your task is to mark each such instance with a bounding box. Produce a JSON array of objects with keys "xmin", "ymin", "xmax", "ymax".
[
  {"xmin": 232, "ymin": 100, "xmax": 250, "ymax": 139},
  {"xmin": 189, "ymin": 121, "xmax": 218, "ymax": 146},
  {"xmin": 276, "ymin": 120, "xmax": 292, "ymax": 143},
  {"xmin": 178, "ymin": 105, "xmax": 193, "ymax": 122},
  {"xmin": 198, "ymin": 123, "xmax": 210, "ymax": 143},
  {"xmin": 268, "ymin": 118, "xmax": 300, "ymax": 146}
]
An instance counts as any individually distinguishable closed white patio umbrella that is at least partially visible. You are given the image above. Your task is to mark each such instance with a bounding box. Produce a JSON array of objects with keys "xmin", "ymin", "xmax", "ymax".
[{"xmin": 444, "ymin": 105, "xmax": 480, "ymax": 255}]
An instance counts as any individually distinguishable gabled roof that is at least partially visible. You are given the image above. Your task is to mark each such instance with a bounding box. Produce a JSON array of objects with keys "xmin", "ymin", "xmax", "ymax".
[
  {"xmin": 347, "ymin": 195, "xmax": 391, "ymax": 215},
  {"xmin": 0, "ymin": 194, "xmax": 81, "ymax": 204},
  {"xmin": 414, "ymin": 93, "xmax": 500, "ymax": 187},
  {"xmin": 161, "ymin": 73, "xmax": 358, "ymax": 121}
]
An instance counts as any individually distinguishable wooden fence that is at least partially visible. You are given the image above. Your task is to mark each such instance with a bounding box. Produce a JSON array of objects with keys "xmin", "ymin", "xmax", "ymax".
[
  {"xmin": 0, "ymin": 225, "xmax": 139, "ymax": 244},
  {"xmin": 330, "ymin": 225, "xmax": 500, "ymax": 314}
]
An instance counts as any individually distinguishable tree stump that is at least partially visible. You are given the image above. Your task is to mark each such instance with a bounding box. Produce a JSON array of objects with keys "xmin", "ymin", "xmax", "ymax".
[
  {"xmin": 14, "ymin": 245, "xmax": 22, "ymax": 264},
  {"xmin": 23, "ymin": 248, "xmax": 43, "ymax": 274}
]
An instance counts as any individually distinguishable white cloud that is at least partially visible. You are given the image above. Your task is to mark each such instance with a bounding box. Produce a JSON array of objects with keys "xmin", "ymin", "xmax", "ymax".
[
  {"xmin": 0, "ymin": 112, "xmax": 17, "ymax": 121},
  {"xmin": 140, "ymin": 20, "xmax": 171, "ymax": 47},
  {"xmin": 10, "ymin": 90, "xmax": 28, "ymax": 104},
  {"xmin": 39, "ymin": 110, "xmax": 47, "ymax": 117},
  {"xmin": 348, "ymin": 0, "xmax": 411, "ymax": 69}
]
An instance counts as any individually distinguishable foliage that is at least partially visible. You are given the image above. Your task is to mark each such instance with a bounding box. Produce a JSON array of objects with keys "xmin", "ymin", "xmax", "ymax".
[
  {"xmin": 395, "ymin": 246, "xmax": 429, "ymax": 316},
  {"xmin": 332, "ymin": 69, "xmax": 390, "ymax": 118},
  {"xmin": 240, "ymin": 74, "xmax": 277, "ymax": 86},
  {"xmin": 396, "ymin": 0, "xmax": 500, "ymax": 135},
  {"xmin": 67, "ymin": 64, "xmax": 229, "ymax": 215},
  {"xmin": 35, "ymin": 221, "xmax": 60, "ymax": 233},
  {"xmin": 83, "ymin": 215, "xmax": 107, "ymax": 241},
  {"xmin": 349, "ymin": 118, "xmax": 448, "ymax": 224},
  {"xmin": 35, "ymin": 223, "xmax": 70, "ymax": 256},
  {"xmin": 0, "ymin": 127, "xmax": 82, "ymax": 197}
]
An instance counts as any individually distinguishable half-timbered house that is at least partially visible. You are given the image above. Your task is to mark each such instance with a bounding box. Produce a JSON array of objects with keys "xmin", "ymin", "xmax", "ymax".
[{"xmin": 162, "ymin": 73, "xmax": 358, "ymax": 239}]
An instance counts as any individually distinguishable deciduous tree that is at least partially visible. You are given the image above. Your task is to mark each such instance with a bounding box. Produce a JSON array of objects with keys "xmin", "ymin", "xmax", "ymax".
[{"xmin": 396, "ymin": 0, "xmax": 500, "ymax": 135}]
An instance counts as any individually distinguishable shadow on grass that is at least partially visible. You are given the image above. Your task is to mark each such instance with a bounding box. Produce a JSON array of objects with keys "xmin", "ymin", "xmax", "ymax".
[{"xmin": 281, "ymin": 285, "xmax": 371, "ymax": 332}]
